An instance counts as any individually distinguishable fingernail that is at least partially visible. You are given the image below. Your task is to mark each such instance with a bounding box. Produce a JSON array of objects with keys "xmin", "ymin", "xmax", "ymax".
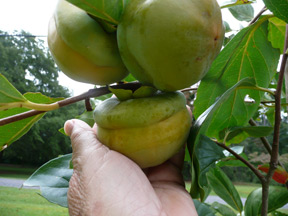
[{"xmin": 64, "ymin": 120, "xmax": 74, "ymax": 136}]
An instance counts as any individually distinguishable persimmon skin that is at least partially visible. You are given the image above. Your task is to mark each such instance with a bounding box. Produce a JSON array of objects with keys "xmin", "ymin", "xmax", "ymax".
[
  {"xmin": 117, "ymin": 0, "xmax": 224, "ymax": 91},
  {"xmin": 94, "ymin": 91, "xmax": 192, "ymax": 168},
  {"xmin": 48, "ymin": 0, "xmax": 128, "ymax": 85}
]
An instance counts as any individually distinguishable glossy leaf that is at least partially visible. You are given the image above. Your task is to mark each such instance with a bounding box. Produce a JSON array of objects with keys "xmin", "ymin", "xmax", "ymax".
[
  {"xmin": 23, "ymin": 154, "xmax": 73, "ymax": 208},
  {"xmin": 244, "ymin": 186, "xmax": 288, "ymax": 216},
  {"xmin": 0, "ymin": 93, "xmax": 63, "ymax": 150},
  {"xmin": 268, "ymin": 17, "xmax": 287, "ymax": 53},
  {"xmin": 218, "ymin": 126, "xmax": 273, "ymax": 144},
  {"xmin": 193, "ymin": 16, "xmax": 280, "ymax": 141},
  {"xmin": 210, "ymin": 202, "xmax": 237, "ymax": 216},
  {"xmin": 207, "ymin": 167, "xmax": 243, "ymax": 212},
  {"xmin": 228, "ymin": 4, "xmax": 254, "ymax": 22},
  {"xmin": 66, "ymin": 0, "xmax": 130, "ymax": 25},
  {"xmin": 263, "ymin": 0, "xmax": 288, "ymax": 24},
  {"xmin": 75, "ymin": 111, "xmax": 95, "ymax": 127},
  {"xmin": 0, "ymin": 108, "xmax": 45, "ymax": 150},
  {"xmin": 196, "ymin": 135, "xmax": 225, "ymax": 189},
  {"xmin": 258, "ymin": 164, "xmax": 288, "ymax": 184},
  {"xmin": 188, "ymin": 77, "xmax": 257, "ymax": 200},
  {"xmin": 193, "ymin": 199, "xmax": 216, "ymax": 216},
  {"xmin": 0, "ymin": 73, "xmax": 26, "ymax": 104}
]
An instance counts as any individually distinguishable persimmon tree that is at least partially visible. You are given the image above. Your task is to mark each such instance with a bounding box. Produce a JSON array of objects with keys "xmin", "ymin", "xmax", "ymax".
[{"xmin": 1, "ymin": 0, "xmax": 288, "ymax": 215}]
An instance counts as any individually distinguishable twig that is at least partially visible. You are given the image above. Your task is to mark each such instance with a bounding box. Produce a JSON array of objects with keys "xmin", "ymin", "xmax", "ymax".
[
  {"xmin": 85, "ymin": 98, "xmax": 93, "ymax": 112},
  {"xmin": 249, "ymin": 119, "xmax": 288, "ymax": 189},
  {"xmin": 0, "ymin": 82, "xmax": 142, "ymax": 126},
  {"xmin": 249, "ymin": 6, "xmax": 267, "ymax": 26},
  {"xmin": 215, "ymin": 141, "xmax": 264, "ymax": 180},
  {"xmin": 249, "ymin": 119, "xmax": 272, "ymax": 155},
  {"xmin": 181, "ymin": 87, "xmax": 198, "ymax": 92},
  {"xmin": 261, "ymin": 24, "xmax": 288, "ymax": 216}
]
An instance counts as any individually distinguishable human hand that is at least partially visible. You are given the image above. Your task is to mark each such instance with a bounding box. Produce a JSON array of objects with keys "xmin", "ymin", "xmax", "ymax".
[{"xmin": 64, "ymin": 119, "xmax": 197, "ymax": 216}]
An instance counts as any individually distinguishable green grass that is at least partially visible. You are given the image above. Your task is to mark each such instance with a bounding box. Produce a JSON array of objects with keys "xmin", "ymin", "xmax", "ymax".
[
  {"xmin": 185, "ymin": 182, "xmax": 261, "ymax": 198},
  {"xmin": 0, "ymin": 164, "xmax": 37, "ymax": 179},
  {"xmin": 0, "ymin": 186, "xmax": 68, "ymax": 216}
]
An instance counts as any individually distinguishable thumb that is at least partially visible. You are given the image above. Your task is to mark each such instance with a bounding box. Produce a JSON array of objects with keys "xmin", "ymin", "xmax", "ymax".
[{"xmin": 64, "ymin": 119, "xmax": 106, "ymax": 159}]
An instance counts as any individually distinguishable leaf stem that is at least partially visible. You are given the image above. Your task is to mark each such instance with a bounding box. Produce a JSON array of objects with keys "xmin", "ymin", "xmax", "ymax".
[
  {"xmin": 237, "ymin": 86, "xmax": 275, "ymax": 95},
  {"xmin": 0, "ymin": 82, "xmax": 142, "ymax": 126},
  {"xmin": 248, "ymin": 6, "xmax": 267, "ymax": 26},
  {"xmin": 0, "ymin": 101, "xmax": 60, "ymax": 111}
]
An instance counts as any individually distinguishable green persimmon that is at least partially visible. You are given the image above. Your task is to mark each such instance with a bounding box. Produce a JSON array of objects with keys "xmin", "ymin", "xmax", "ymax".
[
  {"xmin": 48, "ymin": 0, "xmax": 128, "ymax": 85},
  {"xmin": 93, "ymin": 91, "xmax": 191, "ymax": 168},
  {"xmin": 117, "ymin": 0, "xmax": 224, "ymax": 91}
]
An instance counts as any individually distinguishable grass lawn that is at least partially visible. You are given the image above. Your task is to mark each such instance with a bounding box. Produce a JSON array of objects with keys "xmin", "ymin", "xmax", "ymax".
[
  {"xmin": 185, "ymin": 181, "xmax": 261, "ymax": 198},
  {"xmin": 0, "ymin": 186, "xmax": 68, "ymax": 216},
  {"xmin": 0, "ymin": 164, "xmax": 37, "ymax": 179}
]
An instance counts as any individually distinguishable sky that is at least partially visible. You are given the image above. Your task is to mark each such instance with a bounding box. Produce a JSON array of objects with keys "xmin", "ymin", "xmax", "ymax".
[
  {"xmin": 0, "ymin": 0, "xmax": 94, "ymax": 96},
  {"xmin": 0, "ymin": 0, "xmax": 265, "ymax": 96}
]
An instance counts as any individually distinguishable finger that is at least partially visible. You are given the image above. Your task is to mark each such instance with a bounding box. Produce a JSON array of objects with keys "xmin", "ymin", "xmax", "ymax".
[
  {"xmin": 168, "ymin": 145, "xmax": 186, "ymax": 170},
  {"xmin": 64, "ymin": 119, "xmax": 108, "ymax": 164}
]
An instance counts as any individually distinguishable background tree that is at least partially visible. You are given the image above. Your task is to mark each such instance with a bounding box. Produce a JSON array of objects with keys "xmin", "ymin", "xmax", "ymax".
[{"xmin": 0, "ymin": 30, "xmax": 83, "ymax": 165}]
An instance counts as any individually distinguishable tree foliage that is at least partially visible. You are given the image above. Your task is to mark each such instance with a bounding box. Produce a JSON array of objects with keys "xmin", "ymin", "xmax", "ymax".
[{"xmin": 0, "ymin": 30, "xmax": 82, "ymax": 165}]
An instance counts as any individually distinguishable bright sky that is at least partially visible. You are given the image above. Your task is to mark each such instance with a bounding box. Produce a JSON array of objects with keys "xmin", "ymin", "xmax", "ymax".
[
  {"xmin": 0, "ymin": 0, "xmax": 94, "ymax": 96},
  {"xmin": 0, "ymin": 0, "xmax": 265, "ymax": 96}
]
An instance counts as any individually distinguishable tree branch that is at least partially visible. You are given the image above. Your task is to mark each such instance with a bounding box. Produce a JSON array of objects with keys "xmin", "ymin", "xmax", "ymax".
[
  {"xmin": 261, "ymin": 24, "xmax": 288, "ymax": 216},
  {"xmin": 215, "ymin": 141, "xmax": 264, "ymax": 181},
  {"xmin": 0, "ymin": 82, "xmax": 142, "ymax": 126}
]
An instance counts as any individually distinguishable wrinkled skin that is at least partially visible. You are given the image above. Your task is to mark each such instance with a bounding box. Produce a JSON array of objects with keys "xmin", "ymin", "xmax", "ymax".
[
  {"xmin": 117, "ymin": 0, "xmax": 224, "ymax": 91},
  {"xmin": 64, "ymin": 119, "xmax": 197, "ymax": 216},
  {"xmin": 93, "ymin": 91, "xmax": 191, "ymax": 168},
  {"xmin": 48, "ymin": 0, "xmax": 128, "ymax": 85}
]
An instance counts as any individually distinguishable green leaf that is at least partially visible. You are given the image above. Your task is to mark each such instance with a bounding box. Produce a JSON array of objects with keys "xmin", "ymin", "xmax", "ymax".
[
  {"xmin": 196, "ymin": 135, "xmax": 225, "ymax": 190},
  {"xmin": 193, "ymin": 15, "xmax": 280, "ymax": 140},
  {"xmin": 24, "ymin": 92, "xmax": 64, "ymax": 104},
  {"xmin": 0, "ymin": 108, "xmax": 45, "ymax": 150},
  {"xmin": 228, "ymin": 4, "xmax": 254, "ymax": 22},
  {"xmin": 66, "ymin": 0, "xmax": 130, "ymax": 25},
  {"xmin": 109, "ymin": 85, "xmax": 157, "ymax": 101},
  {"xmin": 76, "ymin": 111, "xmax": 95, "ymax": 127},
  {"xmin": 96, "ymin": 93, "xmax": 113, "ymax": 101},
  {"xmin": 193, "ymin": 199, "xmax": 216, "ymax": 216},
  {"xmin": 224, "ymin": 21, "xmax": 233, "ymax": 33},
  {"xmin": 263, "ymin": 0, "xmax": 288, "ymax": 24},
  {"xmin": 58, "ymin": 128, "xmax": 67, "ymax": 136},
  {"xmin": 123, "ymin": 73, "xmax": 137, "ymax": 82},
  {"xmin": 244, "ymin": 186, "xmax": 288, "ymax": 216},
  {"xmin": 207, "ymin": 167, "xmax": 243, "ymax": 213},
  {"xmin": 0, "ymin": 92, "xmax": 64, "ymax": 150},
  {"xmin": 0, "ymin": 73, "xmax": 27, "ymax": 104},
  {"xmin": 271, "ymin": 211, "xmax": 288, "ymax": 216},
  {"xmin": 210, "ymin": 202, "xmax": 237, "ymax": 216},
  {"xmin": 219, "ymin": 126, "xmax": 274, "ymax": 144},
  {"xmin": 188, "ymin": 78, "xmax": 257, "ymax": 199},
  {"xmin": 23, "ymin": 154, "xmax": 73, "ymax": 208},
  {"xmin": 268, "ymin": 17, "xmax": 287, "ymax": 53},
  {"xmin": 219, "ymin": 0, "xmax": 255, "ymax": 9},
  {"xmin": 109, "ymin": 87, "xmax": 133, "ymax": 101},
  {"xmin": 132, "ymin": 86, "xmax": 157, "ymax": 98},
  {"xmin": 217, "ymin": 151, "xmax": 249, "ymax": 167}
]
